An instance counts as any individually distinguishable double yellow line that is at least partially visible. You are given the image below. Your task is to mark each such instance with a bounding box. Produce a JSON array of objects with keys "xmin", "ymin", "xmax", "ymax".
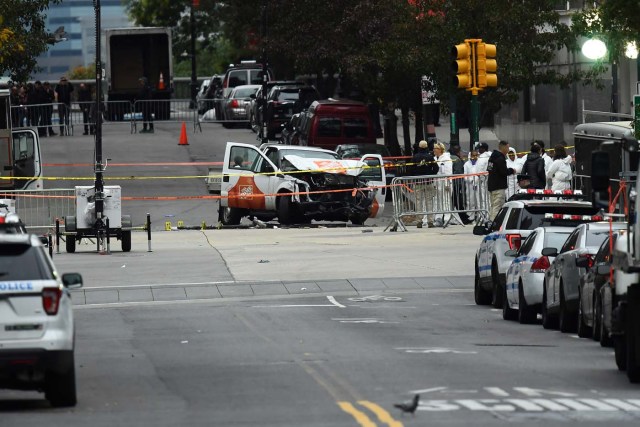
[{"xmin": 338, "ymin": 401, "xmax": 404, "ymax": 427}]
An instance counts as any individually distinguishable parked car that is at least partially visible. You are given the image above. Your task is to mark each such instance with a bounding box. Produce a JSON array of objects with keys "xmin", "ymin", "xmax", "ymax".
[
  {"xmin": 0, "ymin": 234, "xmax": 83, "ymax": 407},
  {"xmin": 335, "ymin": 143, "xmax": 404, "ymax": 201},
  {"xmin": 503, "ymin": 225, "xmax": 575, "ymax": 323},
  {"xmin": 219, "ymin": 142, "xmax": 386, "ymax": 226},
  {"xmin": 474, "ymin": 190, "xmax": 601, "ymax": 309},
  {"xmin": 280, "ymin": 113, "xmax": 303, "ymax": 145},
  {"xmin": 249, "ymin": 81, "xmax": 302, "ymax": 134},
  {"xmin": 542, "ymin": 221, "xmax": 627, "ymax": 332},
  {"xmin": 264, "ymin": 84, "xmax": 321, "ymax": 139},
  {"xmin": 219, "ymin": 60, "xmax": 273, "ymax": 122},
  {"xmin": 202, "ymin": 74, "xmax": 223, "ymax": 119},
  {"xmin": 221, "ymin": 84, "xmax": 261, "ymax": 128},
  {"xmin": 297, "ymin": 99, "xmax": 377, "ymax": 150},
  {"xmin": 0, "ymin": 207, "xmax": 27, "ymax": 234}
]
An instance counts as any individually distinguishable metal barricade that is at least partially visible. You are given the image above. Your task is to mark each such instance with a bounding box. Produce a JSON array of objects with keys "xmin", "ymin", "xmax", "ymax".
[
  {"xmin": 132, "ymin": 99, "xmax": 200, "ymax": 133},
  {"xmin": 10, "ymin": 102, "xmax": 70, "ymax": 136},
  {"xmin": 0, "ymin": 189, "xmax": 75, "ymax": 231},
  {"xmin": 385, "ymin": 173, "xmax": 490, "ymax": 232}
]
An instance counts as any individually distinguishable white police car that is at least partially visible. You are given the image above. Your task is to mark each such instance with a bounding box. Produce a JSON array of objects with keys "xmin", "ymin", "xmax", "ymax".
[
  {"xmin": 502, "ymin": 225, "xmax": 576, "ymax": 323},
  {"xmin": 474, "ymin": 190, "xmax": 599, "ymax": 309},
  {"xmin": 0, "ymin": 234, "xmax": 83, "ymax": 407}
]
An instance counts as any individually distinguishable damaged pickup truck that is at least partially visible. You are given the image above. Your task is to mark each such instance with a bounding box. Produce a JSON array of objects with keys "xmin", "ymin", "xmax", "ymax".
[{"xmin": 219, "ymin": 142, "xmax": 386, "ymax": 225}]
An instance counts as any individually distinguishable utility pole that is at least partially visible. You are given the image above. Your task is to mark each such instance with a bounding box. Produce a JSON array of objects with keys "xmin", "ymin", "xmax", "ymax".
[
  {"xmin": 260, "ymin": 0, "xmax": 269, "ymax": 145},
  {"xmin": 93, "ymin": 0, "xmax": 104, "ymax": 233},
  {"xmin": 190, "ymin": 0, "xmax": 198, "ymax": 109}
]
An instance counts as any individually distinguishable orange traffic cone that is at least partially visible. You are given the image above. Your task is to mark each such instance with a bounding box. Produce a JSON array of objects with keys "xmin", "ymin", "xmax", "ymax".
[
  {"xmin": 158, "ymin": 72, "xmax": 165, "ymax": 90},
  {"xmin": 179, "ymin": 122, "xmax": 189, "ymax": 146}
]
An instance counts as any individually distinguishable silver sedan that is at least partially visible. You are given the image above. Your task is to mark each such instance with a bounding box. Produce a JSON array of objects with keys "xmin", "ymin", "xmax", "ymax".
[{"xmin": 222, "ymin": 84, "xmax": 261, "ymax": 128}]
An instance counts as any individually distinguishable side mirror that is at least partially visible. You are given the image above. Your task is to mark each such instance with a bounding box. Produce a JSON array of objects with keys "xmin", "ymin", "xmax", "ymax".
[
  {"xmin": 505, "ymin": 249, "xmax": 517, "ymax": 257},
  {"xmin": 596, "ymin": 264, "xmax": 611, "ymax": 276},
  {"xmin": 62, "ymin": 272, "xmax": 83, "ymax": 289},
  {"xmin": 575, "ymin": 257, "xmax": 590, "ymax": 268},
  {"xmin": 473, "ymin": 225, "xmax": 490, "ymax": 236},
  {"xmin": 541, "ymin": 247, "xmax": 558, "ymax": 257}
]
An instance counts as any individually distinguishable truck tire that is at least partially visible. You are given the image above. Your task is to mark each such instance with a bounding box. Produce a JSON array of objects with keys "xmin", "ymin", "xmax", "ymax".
[
  {"xmin": 351, "ymin": 214, "xmax": 369, "ymax": 226},
  {"xmin": 221, "ymin": 207, "xmax": 242, "ymax": 226},
  {"xmin": 615, "ymin": 336, "xmax": 627, "ymax": 371},
  {"xmin": 278, "ymin": 194, "xmax": 294, "ymax": 225},
  {"xmin": 64, "ymin": 216, "xmax": 77, "ymax": 254},
  {"xmin": 627, "ymin": 285, "xmax": 640, "ymax": 383},
  {"xmin": 121, "ymin": 230, "xmax": 131, "ymax": 252},
  {"xmin": 474, "ymin": 259, "xmax": 491, "ymax": 305}
]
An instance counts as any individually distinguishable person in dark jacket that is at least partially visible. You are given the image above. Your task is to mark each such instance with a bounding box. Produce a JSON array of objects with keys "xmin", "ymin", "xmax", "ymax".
[
  {"xmin": 449, "ymin": 144, "xmax": 471, "ymax": 224},
  {"xmin": 55, "ymin": 76, "xmax": 74, "ymax": 135},
  {"xmin": 77, "ymin": 83, "xmax": 92, "ymax": 135},
  {"xmin": 137, "ymin": 76, "xmax": 154, "ymax": 133},
  {"xmin": 42, "ymin": 82, "xmax": 56, "ymax": 136},
  {"xmin": 487, "ymin": 140, "xmax": 515, "ymax": 220},
  {"xmin": 521, "ymin": 143, "xmax": 546, "ymax": 189}
]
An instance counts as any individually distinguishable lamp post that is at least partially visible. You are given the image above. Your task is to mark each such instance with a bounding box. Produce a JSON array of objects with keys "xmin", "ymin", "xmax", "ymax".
[{"xmin": 260, "ymin": 0, "xmax": 268, "ymax": 145}]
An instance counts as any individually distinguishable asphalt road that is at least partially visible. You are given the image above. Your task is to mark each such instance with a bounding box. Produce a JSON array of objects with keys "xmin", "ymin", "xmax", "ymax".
[{"xmin": 2, "ymin": 290, "xmax": 640, "ymax": 426}]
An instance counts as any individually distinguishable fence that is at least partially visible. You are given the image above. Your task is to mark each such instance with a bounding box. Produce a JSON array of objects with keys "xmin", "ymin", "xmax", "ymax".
[
  {"xmin": 385, "ymin": 173, "xmax": 490, "ymax": 232},
  {"xmin": 0, "ymin": 189, "xmax": 75, "ymax": 231}
]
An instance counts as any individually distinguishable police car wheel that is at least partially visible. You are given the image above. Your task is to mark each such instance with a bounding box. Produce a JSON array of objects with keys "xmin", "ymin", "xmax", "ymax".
[
  {"xmin": 592, "ymin": 296, "xmax": 602, "ymax": 341},
  {"xmin": 600, "ymin": 299, "xmax": 613, "ymax": 347},
  {"xmin": 518, "ymin": 281, "xmax": 536, "ymax": 324},
  {"xmin": 541, "ymin": 286, "xmax": 557, "ymax": 329},
  {"xmin": 491, "ymin": 259, "xmax": 503, "ymax": 309},
  {"xmin": 45, "ymin": 353, "xmax": 77, "ymax": 407},
  {"xmin": 577, "ymin": 291, "xmax": 591, "ymax": 338},
  {"xmin": 627, "ymin": 317, "xmax": 640, "ymax": 383},
  {"xmin": 615, "ymin": 336, "xmax": 627, "ymax": 371},
  {"xmin": 474, "ymin": 260, "xmax": 491, "ymax": 305},
  {"xmin": 559, "ymin": 283, "xmax": 576, "ymax": 333},
  {"xmin": 502, "ymin": 285, "xmax": 517, "ymax": 321}
]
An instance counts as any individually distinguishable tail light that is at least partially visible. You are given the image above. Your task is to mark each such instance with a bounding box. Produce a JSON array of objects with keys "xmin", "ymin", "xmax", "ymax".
[
  {"xmin": 531, "ymin": 256, "xmax": 551, "ymax": 273},
  {"xmin": 506, "ymin": 234, "xmax": 522, "ymax": 250},
  {"xmin": 42, "ymin": 287, "xmax": 63, "ymax": 315},
  {"xmin": 230, "ymin": 99, "xmax": 239, "ymax": 108},
  {"xmin": 578, "ymin": 253, "xmax": 594, "ymax": 269}
]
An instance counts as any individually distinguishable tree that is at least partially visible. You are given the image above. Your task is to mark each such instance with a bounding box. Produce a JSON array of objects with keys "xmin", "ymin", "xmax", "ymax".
[{"xmin": 0, "ymin": 1, "xmax": 63, "ymax": 82}]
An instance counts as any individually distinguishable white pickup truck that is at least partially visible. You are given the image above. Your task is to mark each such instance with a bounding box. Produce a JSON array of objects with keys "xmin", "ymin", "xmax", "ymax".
[{"xmin": 218, "ymin": 142, "xmax": 386, "ymax": 225}]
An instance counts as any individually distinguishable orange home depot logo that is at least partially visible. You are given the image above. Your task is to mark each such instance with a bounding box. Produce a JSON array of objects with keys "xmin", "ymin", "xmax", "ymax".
[
  {"xmin": 228, "ymin": 176, "xmax": 266, "ymax": 209},
  {"xmin": 313, "ymin": 160, "xmax": 347, "ymax": 174}
]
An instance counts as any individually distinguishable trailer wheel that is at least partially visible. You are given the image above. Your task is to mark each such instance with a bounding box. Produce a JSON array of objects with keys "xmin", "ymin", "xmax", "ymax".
[
  {"xmin": 64, "ymin": 216, "xmax": 76, "ymax": 254},
  {"xmin": 66, "ymin": 235, "xmax": 76, "ymax": 254},
  {"xmin": 121, "ymin": 230, "xmax": 131, "ymax": 252}
]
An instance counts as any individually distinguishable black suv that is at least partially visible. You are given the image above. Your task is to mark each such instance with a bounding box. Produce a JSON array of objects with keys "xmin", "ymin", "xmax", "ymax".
[
  {"xmin": 249, "ymin": 81, "xmax": 301, "ymax": 134},
  {"xmin": 264, "ymin": 85, "xmax": 321, "ymax": 139}
]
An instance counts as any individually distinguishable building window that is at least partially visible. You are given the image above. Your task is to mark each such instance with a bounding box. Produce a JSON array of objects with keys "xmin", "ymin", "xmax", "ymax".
[{"xmin": 50, "ymin": 50, "xmax": 83, "ymax": 57}]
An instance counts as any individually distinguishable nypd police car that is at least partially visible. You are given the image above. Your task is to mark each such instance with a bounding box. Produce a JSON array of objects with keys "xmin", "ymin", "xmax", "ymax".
[
  {"xmin": 0, "ymin": 234, "xmax": 83, "ymax": 407},
  {"xmin": 474, "ymin": 190, "xmax": 599, "ymax": 309}
]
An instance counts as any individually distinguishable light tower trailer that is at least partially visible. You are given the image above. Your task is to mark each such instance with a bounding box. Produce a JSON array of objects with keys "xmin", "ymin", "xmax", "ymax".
[{"xmin": 63, "ymin": 185, "xmax": 132, "ymax": 253}]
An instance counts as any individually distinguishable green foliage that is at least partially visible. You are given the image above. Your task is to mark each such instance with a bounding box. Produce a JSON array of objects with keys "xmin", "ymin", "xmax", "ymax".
[
  {"xmin": 68, "ymin": 64, "xmax": 96, "ymax": 80},
  {"xmin": 0, "ymin": 0, "xmax": 63, "ymax": 82}
]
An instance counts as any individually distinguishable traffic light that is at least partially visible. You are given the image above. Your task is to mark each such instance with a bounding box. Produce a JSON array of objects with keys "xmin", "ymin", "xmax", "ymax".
[
  {"xmin": 476, "ymin": 42, "xmax": 497, "ymax": 88},
  {"xmin": 452, "ymin": 43, "xmax": 472, "ymax": 89}
]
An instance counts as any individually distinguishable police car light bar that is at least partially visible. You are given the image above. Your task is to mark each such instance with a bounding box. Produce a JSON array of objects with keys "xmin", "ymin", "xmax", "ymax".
[
  {"xmin": 511, "ymin": 189, "xmax": 586, "ymax": 201},
  {"xmin": 544, "ymin": 213, "xmax": 604, "ymax": 221}
]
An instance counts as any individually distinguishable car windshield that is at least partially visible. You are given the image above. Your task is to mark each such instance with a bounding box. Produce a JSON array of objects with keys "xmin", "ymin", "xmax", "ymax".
[
  {"xmin": 340, "ymin": 145, "xmax": 389, "ymax": 158},
  {"xmin": 544, "ymin": 231, "xmax": 572, "ymax": 250},
  {"xmin": 0, "ymin": 244, "xmax": 54, "ymax": 280},
  {"xmin": 279, "ymin": 149, "xmax": 338, "ymax": 160}
]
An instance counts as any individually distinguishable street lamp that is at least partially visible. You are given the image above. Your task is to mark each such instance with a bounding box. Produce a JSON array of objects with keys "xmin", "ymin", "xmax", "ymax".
[
  {"xmin": 189, "ymin": 1, "xmax": 198, "ymax": 109},
  {"xmin": 581, "ymin": 37, "xmax": 619, "ymax": 115}
]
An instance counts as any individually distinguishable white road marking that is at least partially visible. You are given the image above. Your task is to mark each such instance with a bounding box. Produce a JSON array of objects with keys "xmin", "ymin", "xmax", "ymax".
[
  {"xmin": 602, "ymin": 399, "xmax": 640, "ymax": 411},
  {"xmin": 396, "ymin": 347, "xmax": 478, "ymax": 354},
  {"xmin": 252, "ymin": 304, "xmax": 336, "ymax": 308},
  {"xmin": 513, "ymin": 387, "xmax": 577, "ymax": 397},
  {"xmin": 327, "ymin": 296, "xmax": 345, "ymax": 308},
  {"xmin": 485, "ymin": 387, "xmax": 510, "ymax": 397},
  {"xmin": 332, "ymin": 318, "xmax": 398, "ymax": 324},
  {"xmin": 410, "ymin": 386, "xmax": 447, "ymax": 394}
]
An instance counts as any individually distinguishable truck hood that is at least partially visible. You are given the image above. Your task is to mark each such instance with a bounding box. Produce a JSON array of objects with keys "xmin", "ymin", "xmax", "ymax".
[{"xmin": 283, "ymin": 155, "xmax": 365, "ymax": 176}]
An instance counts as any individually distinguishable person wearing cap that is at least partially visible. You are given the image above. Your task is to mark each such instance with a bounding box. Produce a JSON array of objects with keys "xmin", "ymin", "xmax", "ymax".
[
  {"xmin": 487, "ymin": 140, "xmax": 515, "ymax": 220},
  {"xmin": 506, "ymin": 147, "xmax": 523, "ymax": 199},
  {"xmin": 412, "ymin": 140, "xmax": 438, "ymax": 228},
  {"xmin": 137, "ymin": 76, "xmax": 154, "ymax": 133},
  {"xmin": 55, "ymin": 76, "xmax": 73, "ymax": 135}
]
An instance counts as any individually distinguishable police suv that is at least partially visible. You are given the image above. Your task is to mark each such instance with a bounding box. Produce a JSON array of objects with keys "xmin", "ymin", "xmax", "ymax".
[
  {"xmin": 474, "ymin": 190, "xmax": 600, "ymax": 308},
  {"xmin": 0, "ymin": 234, "xmax": 83, "ymax": 406}
]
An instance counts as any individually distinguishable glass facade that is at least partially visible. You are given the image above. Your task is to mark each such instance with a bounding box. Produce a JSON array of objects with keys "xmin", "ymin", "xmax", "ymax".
[{"xmin": 33, "ymin": 0, "xmax": 134, "ymax": 81}]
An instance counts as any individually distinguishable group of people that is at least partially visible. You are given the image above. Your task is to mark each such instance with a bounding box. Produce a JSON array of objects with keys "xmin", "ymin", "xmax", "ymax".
[
  {"xmin": 409, "ymin": 138, "xmax": 574, "ymax": 227},
  {"xmin": 7, "ymin": 77, "xmax": 98, "ymax": 136}
]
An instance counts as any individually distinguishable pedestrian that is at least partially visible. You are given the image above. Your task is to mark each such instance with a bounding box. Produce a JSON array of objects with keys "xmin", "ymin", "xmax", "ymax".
[
  {"xmin": 78, "ymin": 83, "xmax": 92, "ymax": 135},
  {"xmin": 137, "ymin": 76, "xmax": 154, "ymax": 133},
  {"xmin": 449, "ymin": 145, "xmax": 471, "ymax": 224},
  {"xmin": 506, "ymin": 147, "xmax": 523, "ymax": 199},
  {"xmin": 411, "ymin": 140, "xmax": 438, "ymax": 228},
  {"xmin": 30, "ymin": 81, "xmax": 46, "ymax": 136},
  {"xmin": 433, "ymin": 142, "xmax": 453, "ymax": 227},
  {"xmin": 546, "ymin": 144, "xmax": 573, "ymax": 191},
  {"xmin": 474, "ymin": 142, "xmax": 491, "ymax": 173},
  {"xmin": 521, "ymin": 143, "xmax": 546, "ymax": 189},
  {"xmin": 464, "ymin": 150, "xmax": 479, "ymax": 221},
  {"xmin": 487, "ymin": 140, "xmax": 515, "ymax": 220},
  {"xmin": 42, "ymin": 82, "xmax": 56, "ymax": 136},
  {"xmin": 55, "ymin": 76, "xmax": 74, "ymax": 135},
  {"xmin": 9, "ymin": 85, "xmax": 22, "ymax": 127}
]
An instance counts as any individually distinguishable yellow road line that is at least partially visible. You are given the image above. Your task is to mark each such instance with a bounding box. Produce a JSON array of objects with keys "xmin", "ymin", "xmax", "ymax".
[
  {"xmin": 358, "ymin": 401, "xmax": 404, "ymax": 427},
  {"xmin": 337, "ymin": 401, "xmax": 378, "ymax": 427}
]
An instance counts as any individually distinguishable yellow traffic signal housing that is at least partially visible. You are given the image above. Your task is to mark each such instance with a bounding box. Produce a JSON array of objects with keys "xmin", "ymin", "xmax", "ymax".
[
  {"xmin": 476, "ymin": 42, "xmax": 497, "ymax": 88},
  {"xmin": 452, "ymin": 43, "xmax": 473, "ymax": 89}
]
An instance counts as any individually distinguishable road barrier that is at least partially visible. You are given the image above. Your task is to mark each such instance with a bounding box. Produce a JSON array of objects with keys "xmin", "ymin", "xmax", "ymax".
[
  {"xmin": 0, "ymin": 189, "xmax": 75, "ymax": 231},
  {"xmin": 385, "ymin": 173, "xmax": 490, "ymax": 232}
]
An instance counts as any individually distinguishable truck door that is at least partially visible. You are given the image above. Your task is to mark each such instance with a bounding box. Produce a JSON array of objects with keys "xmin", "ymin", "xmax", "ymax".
[
  {"xmin": 221, "ymin": 142, "xmax": 278, "ymax": 211},
  {"xmin": 359, "ymin": 154, "xmax": 386, "ymax": 218},
  {"xmin": 12, "ymin": 129, "xmax": 42, "ymax": 190}
]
